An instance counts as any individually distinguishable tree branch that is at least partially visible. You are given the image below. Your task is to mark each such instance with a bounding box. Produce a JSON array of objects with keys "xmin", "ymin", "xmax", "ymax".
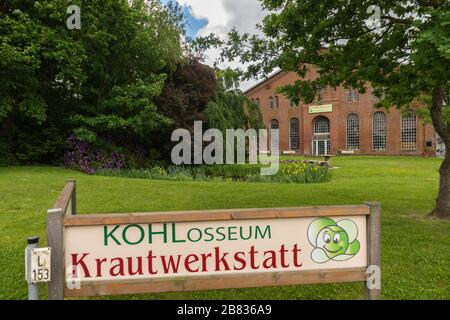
[{"xmin": 380, "ymin": 15, "xmax": 414, "ymax": 25}]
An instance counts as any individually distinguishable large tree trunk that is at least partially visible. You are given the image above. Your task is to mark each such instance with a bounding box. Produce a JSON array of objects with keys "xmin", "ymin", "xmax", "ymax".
[
  {"xmin": 430, "ymin": 84, "xmax": 450, "ymax": 218},
  {"xmin": 432, "ymin": 145, "xmax": 450, "ymax": 218}
]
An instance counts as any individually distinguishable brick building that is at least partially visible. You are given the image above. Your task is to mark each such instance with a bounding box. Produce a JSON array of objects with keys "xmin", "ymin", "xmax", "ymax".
[{"xmin": 245, "ymin": 70, "xmax": 437, "ymax": 156}]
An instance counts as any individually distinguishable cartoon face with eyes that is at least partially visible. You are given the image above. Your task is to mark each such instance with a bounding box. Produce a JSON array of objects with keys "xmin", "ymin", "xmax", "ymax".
[{"xmin": 308, "ymin": 217, "xmax": 360, "ymax": 263}]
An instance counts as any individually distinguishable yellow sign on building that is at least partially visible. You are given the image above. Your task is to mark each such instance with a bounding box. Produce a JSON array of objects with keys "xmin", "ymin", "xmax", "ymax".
[{"xmin": 309, "ymin": 104, "xmax": 333, "ymax": 114}]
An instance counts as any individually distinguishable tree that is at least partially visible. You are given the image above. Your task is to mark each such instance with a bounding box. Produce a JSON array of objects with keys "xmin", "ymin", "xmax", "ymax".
[
  {"xmin": 206, "ymin": 69, "xmax": 264, "ymax": 133},
  {"xmin": 0, "ymin": 0, "xmax": 185, "ymax": 166},
  {"xmin": 196, "ymin": 0, "xmax": 450, "ymax": 217},
  {"xmin": 157, "ymin": 55, "xmax": 217, "ymax": 132}
]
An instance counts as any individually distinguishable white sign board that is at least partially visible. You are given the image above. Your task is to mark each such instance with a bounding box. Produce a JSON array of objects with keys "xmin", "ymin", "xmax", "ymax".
[
  {"xmin": 26, "ymin": 247, "xmax": 51, "ymax": 283},
  {"xmin": 65, "ymin": 216, "xmax": 367, "ymax": 283}
]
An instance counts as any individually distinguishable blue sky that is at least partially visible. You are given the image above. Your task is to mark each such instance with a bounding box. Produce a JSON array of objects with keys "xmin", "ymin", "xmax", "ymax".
[
  {"xmin": 162, "ymin": 0, "xmax": 208, "ymax": 39},
  {"xmin": 161, "ymin": 0, "xmax": 266, "ymax": 90},
  {"xmin": 182, "ymin": 5, "xmax": 208, "ymax": 39}
]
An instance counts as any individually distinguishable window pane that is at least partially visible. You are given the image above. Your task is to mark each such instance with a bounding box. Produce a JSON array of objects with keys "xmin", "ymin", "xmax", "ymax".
[
  {"xmin": 314, "ymin": 117, "xmax": 330, "ymax": 134},
  {"xmin": 274, "ymin": 96, "xmax": 279, "ymax": 108},
  {"xmin": 401, "ymin": 113, "xmax": 417, "ymax": 150},
  {"xmin": 289, "ymin": 118, "xmax": 300, "ymax": 151},
  {"xmin": 346, "ymin": 114, "xmax": 360, "ymax": 150},
  {"xmin": 270, "ymin": 119, "xmax": 279, "ymax": 129},
  {"xmin": 345, "ymin": 89, "xmax": 352, "ymax": 103},
  {"xmin": 372, "ymin": 112, "xmax": 387, "ymax": 150}
]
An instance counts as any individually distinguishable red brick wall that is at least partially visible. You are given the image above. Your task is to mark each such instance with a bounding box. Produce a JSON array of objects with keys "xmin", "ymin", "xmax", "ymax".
[{"xmin": 246, "ymin": 70, "xmax": 437, "ymax": 156}]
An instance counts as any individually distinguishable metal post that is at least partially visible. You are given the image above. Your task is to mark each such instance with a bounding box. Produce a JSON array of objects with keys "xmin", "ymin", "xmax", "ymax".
[{"xmin": 26, "ymin": 236, "xmax": 40, "ymax": 300}]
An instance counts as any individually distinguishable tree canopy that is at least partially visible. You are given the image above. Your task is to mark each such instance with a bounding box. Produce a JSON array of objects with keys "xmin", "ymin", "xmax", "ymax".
[
  {"xmin": 0, "ymin": 0, "xmax": 189, "ymax": 166},
  {"xmin": 0, "ymin": 0, "xmax": 261, "ymax": 168}
]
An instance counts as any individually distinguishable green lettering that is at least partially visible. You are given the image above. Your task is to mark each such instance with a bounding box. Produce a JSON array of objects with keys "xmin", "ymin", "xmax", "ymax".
[
  {"xmin": 104, "ymin": 225, "xmax": 121, "ymax": 246},
  {"xmin": 204, "ymin": 227, "xmax": 214, "ymax": 242},
  {"xmin": 228, "ymin": 226, "xmax": 237, "ymax": 240},
  {"xmin": 122, "ymin": 224, "xmax": 144, "ymax": 245},
  {"xmin": 148, "ymin": 223, "xmax": 168, "ymax": 244},
  {"xmin": 172, "ymin": 223, "xmax": 186, "ymax": 243},
  {"xmin": 216, "ymin": 227, "xmax": 226, "ymax": 241},
  {"xmin": 255, "ymin": 225, "xmax": 271, "ymax": 239},
  {"xmin": 187, "ymin": 228, "xmax": 202, "ymax": 242}
]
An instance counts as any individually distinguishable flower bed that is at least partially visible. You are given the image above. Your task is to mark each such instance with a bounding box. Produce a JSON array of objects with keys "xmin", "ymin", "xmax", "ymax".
[{"xmin": 96, "ymin": 163, "xmax": 331, "ymax": 184}]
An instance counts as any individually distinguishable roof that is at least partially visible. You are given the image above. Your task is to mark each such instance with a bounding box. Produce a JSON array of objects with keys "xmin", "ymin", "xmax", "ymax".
[{"xmin": 243, "ymin": 69, "xmax": 284, "ymax": 95}]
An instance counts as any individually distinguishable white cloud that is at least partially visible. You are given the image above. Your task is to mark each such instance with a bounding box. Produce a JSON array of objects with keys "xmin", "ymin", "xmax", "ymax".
[{"xmin": 178, "ymin": 0, "xmax": 266, "ymax": 91}]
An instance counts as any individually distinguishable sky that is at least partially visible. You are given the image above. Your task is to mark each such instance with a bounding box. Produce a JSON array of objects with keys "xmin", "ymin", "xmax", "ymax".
[{"xmin": 164, "ymin": 0, "xmax": 267, "ymax": 91}]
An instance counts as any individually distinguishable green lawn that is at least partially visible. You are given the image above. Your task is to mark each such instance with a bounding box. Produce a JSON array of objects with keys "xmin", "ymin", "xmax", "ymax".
[{"xmin": 0, "ymin": 156, "xmax": 449, "ymax": 300}]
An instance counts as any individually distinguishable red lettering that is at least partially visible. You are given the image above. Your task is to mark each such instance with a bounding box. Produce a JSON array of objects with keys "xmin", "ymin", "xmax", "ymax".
[
  {"xmin": 214, "ymin": 247, "xmax": 230, "ymax": 271},
  {"xmin": 200, "ymin": 253, "xmax": 212, "ymax": 272},
  {"xmin": 184, "ymin": 254, "xmax": 200, "ymax": 272},
  {"xmin": 71, "ymin": 253, "xmax": 91, "ymax": 278},
  {"xmin": 110, "ymin": 257, "xmax": 125, "ymax": 276},
  {"xmin": 233, "ymin": 252, "xmax": 246, "ymax": 270},
  {"xmin": 161, "ymin": 255, "xmax": 181, "ymax": 274},
  {"xmin": 262, "ymin": 250, "xmax": 277, "ymax": 269},
  {"xmin": 146, "ymin": 251, "xmax": 158, "ymax": 275},
  {"xmin": 127, "ymin": 257, "xmax": 143, "ymax": 276},
  {"xmin": 95, "ymin": 258, "xmax": 107, "ymax": 277},
  {"xmin": 249, "ymin": 246, "xmax": 259, "ymax": 269},
  {"xmin": 278, "ymin": 245, "xmax": 290, "ymax": 268},
  {"xmin": 292, "ymin": 244, "xmax": 303, "ymax": 267}
]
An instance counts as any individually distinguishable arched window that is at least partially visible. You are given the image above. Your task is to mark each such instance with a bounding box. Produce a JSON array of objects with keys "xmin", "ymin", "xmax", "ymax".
[
  {"xmin": 289, "ymin": 118, "xmax": 300, "ymax": 151},
  {"xmin": 346, "ymin": 113, "xmax": 360, "ymax": 150},
  {"xmin": 401, "ymin": 113, "xmax": 417, "ymax": 150},
  {"xmin": 313, "ymin": 117, "xmax": 331, "ymax": 155},
  {"xmin": 314, "ymin": 116, "xmax": 330, "ymax": 134},
  {"xmin": 372, "ymin": 112, "xmax": 387, "ymax": 150},
  {"xmin": 270, "ymin": 119, "xmax": 279, "ymax": 130}
]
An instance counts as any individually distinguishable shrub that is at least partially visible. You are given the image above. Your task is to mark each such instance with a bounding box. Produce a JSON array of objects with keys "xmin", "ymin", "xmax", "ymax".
[
  {"xmin": 64, "ymin": 135, "xmax": 126, "ymax": 174},
  {"xmin": 96, "ymin": 162, "xmax": 331, "ymax": 184}
]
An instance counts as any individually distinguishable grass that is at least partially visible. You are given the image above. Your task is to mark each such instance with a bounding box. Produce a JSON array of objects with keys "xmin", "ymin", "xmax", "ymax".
[{"xmin": 0, "ymin": 156, "xmax": 449, "ymax": 300}]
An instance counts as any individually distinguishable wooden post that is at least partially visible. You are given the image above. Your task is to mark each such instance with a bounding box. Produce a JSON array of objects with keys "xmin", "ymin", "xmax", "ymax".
[
  {"xmin": 364, "ymin": 202, "xmax": 381, "ymax": 300},
  {"xmin": 66, "ymin": 179, "xmax": 76, "ymax": 215},
  {"xmin": 47, "ymin": 208, "xmax": 64, "ymax": 300}
]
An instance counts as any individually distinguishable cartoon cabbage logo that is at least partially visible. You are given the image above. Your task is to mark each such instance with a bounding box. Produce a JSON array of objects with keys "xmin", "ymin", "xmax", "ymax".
[{"xmin": 307, "ymin": 217, "xmax": 360, "ymax": 263}]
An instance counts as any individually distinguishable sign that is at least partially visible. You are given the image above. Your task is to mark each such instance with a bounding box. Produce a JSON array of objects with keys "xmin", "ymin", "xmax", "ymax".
[
  {"xmin": 309, "ymin": 104, "xmax": 333, "ymax": 114},
  {"xmin": 46, "ymin": 180, "xmax": 381, "ymax": 300},
  {"xmin": 64, "ymin": 216, "xmax": 367, "ymax": 282},
  {"xmin": 26, "ymin": 248, "xmax": 51, "ymax": 283}
]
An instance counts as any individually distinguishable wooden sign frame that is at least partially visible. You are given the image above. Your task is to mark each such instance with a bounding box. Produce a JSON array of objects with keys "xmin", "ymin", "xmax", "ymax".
[{"xmin": 47, "ymin": 180, "xmax": 381, "ymax": 300}]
